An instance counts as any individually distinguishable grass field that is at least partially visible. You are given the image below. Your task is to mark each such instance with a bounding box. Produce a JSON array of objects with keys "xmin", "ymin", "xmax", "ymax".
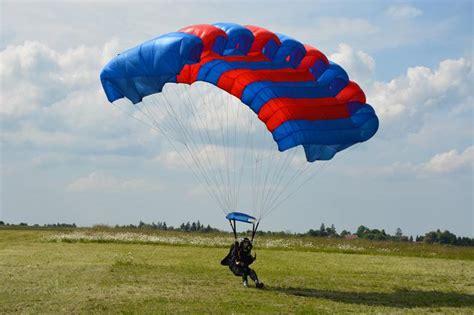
[{"xmin": 1, "ymin": 228, "xmax": 473, "ymax": 314}]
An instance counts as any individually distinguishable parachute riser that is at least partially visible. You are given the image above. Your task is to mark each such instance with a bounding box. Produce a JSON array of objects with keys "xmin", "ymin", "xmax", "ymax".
[
  {"xmin": 251, "ymin": 221, "xmax": 260, "ymax": 242},
  {"xmin": 228, "ymin": 218, "xmax": 260, "ymax": 243},
  {"xmin": 228, "ymin": 219, "xmax": 237, "ymax": 241}
]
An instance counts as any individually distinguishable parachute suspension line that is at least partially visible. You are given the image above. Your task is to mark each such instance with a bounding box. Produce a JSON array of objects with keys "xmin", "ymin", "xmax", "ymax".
[
  {"xmin": 261, "ymin": 161, "xmax": 315, "ymax": 219},
  {"xmin": 262, "ymin": 143, "xmax": 362, "ymax": 219},
  {"xmin": 114, "ymin": 94, "xmax": 238, "ymax": 216},
  {"xmin": 184, "ymin": 87, "xmax": 235, "ymax": 214},
  {"xmin": 253, "ymin": 123, "xmax": 273, "ymax": 217},
  {"xmin": 251, "ymin": 221, "xmax": 260, "ymax": 242},
  {"xmin": 203, "ymin": 86, "xmax": 236, "ymax": 213},
  {"xmin": 235, "ymin": 110, "xmax": 253, "ymax": 216},
  {"xmin": 154, "ymin": 83, "xmax": 244, "ymax": 214},
  {"xmin": 231, "ymin": 91, "xmax": 239, "ymax": 213},
  {"xmin": 176, "ymin": 85, "xmax": 234, "ymax": 214},
  {"xmin": 249, "ymin": 128, "xmax": 263, "ymax": 219},
  {"xmin": 264, "ymin": 162, "xmax": 327, "ymax": 219},
  {"xmin": 258, "ymin": 147, "xmax": 299, "ymax": 220},
  {"xmin": 229, "ymin": 219, "xmax": 237, "ymax": 241},
  {"xmin": 256, "ymin": 138, "xmax": 280, "ymax": 218},
  {"xmin": 198, "ymin": 86, "xmax": 238, "ymax": 213},
  {"xmin": 118, "ymin": 82, "xmax": 361, "ymax": 223},
  {"xmin": 221, "ymin": 89, "xmax": 234, "ymax": 212},
  {"xmin": 140, "ymin": 96, "xmax": 229, "ymax": 215},
  {"xmin": 177, "ymin": 86, "xmax": 232, "ymax": 212},
  {"xmin": 145, "ymin": 104, "xmax": 228, "ymax": 214},
  {"xmin": 110, "ymin": 102, "xmax": 157, "ymax": 132}
]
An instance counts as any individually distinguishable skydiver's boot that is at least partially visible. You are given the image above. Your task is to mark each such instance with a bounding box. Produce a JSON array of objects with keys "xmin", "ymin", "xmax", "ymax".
[
  {"xmin": 249, "ymin": 269, "xmax": 264, "ymax": 288},
  {"xmin": 242, "ymin": 275, "xmax": 249, "ymax": 288}
]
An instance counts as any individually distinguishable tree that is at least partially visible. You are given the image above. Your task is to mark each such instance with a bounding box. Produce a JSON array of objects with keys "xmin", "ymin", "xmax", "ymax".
[
  {"xmin": 356, "ymin": 225, "xmax": 369, "ymax": 237},
  {"xmin": 0, "ymin": 221, "xmax": 4, "ymax": 226},
  {"xmin": 438, "ymin": 230, "xmax": 457, "ymax": 245},
  {"xmin": 326, "ymin": 224, "xmax": 337, "ymax": 237},
  {"xmin": 395, "ymin": 228, "xmax": 403, "ymax": 237},
  {"xmin": 319, "ymin": 223, "xmax": 327, "ymax": 236},
  {"xmin": 340, "ymin": 230, "xmax": 351, "ymax": 237},
  {"xmin": 424, "ymin": 230, "xmax": 438, "ymax": 244}
]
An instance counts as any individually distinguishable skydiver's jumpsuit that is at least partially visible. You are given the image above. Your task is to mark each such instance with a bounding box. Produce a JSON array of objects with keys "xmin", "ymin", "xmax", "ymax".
[{"xmin": 221, "ymin": 241, "xmax": 259, "ymax": 283}]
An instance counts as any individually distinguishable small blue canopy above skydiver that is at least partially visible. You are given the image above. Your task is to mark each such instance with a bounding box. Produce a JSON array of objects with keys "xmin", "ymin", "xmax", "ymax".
[{"xmin": 226, "ymin": 212, "xmax": 259, "ymax": 244}]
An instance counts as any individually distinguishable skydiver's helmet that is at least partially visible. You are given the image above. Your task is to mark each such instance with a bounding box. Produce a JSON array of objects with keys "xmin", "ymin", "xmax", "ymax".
[{"xmin": 240, "ymin": 237, "xmax": 252, "ymax": 254}]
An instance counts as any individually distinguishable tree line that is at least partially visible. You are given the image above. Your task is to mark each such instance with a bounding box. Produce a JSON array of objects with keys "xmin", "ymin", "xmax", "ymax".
[
  {"xmin": 116, "ymin": 220, "xmax": 219, "ymax": 233},
  {"xmin": 304, "ymin": 223, "xmax": 473, "ymax": 246},
  {"xmin": 1, "ymin": 220, "xmax": 472, "ymax": 246}
]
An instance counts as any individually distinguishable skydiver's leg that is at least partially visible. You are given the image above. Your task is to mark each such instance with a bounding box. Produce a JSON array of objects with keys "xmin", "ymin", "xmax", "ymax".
[
  {"xmin": 248, "ymin": 268, "xmax": 258, "ymax": 282},
  {"xmin": 241, "ymin": 267, "xmax": 250, "ymax": 287},
  {"xmin": 230, "ymin": 264, "xmax": 242, "ymax": 276},
  {"xmin": 249, "ymin": 268, "xmax": 264, "ymax": 288},
  {"xmin": 230, "ymin": 265, "xmax": 248, "ymax": 287}
]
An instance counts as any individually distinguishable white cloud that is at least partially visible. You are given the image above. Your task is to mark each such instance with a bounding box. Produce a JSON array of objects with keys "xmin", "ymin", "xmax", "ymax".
[
  {"xmin": 154, "ymin": 144, "xmax": 231, "ymax": 171},
  {"xmin": 0, "ymin": 40, "xmax": 158, "ymax": 158},
  {"xmin": 369, "ymin": 57, "xmax": 473, "ymax": 122},
  {"xmin": 420, "ymin": 146, "xmax": 474, "ymax": 174},
  {"xmin": 329, "ymin": 44, "xmax": 472, "ymax": 138},
  {"xmin": 329, "ymin": 43, "xmax": 375, "ymax": 89},
  {"xmin": 315, "ymin": 17, "xmax": 379, "ymax": 38},
  {"xmin": 66, "ymin": 171, "xmax": 162, "ymax": 192},
  {"xmin": 154, "ymin": 151, "xmax": 187, "ymax": 170},
  {"xmin": 352, "ymin": 146, "xmax": 474, "ymax": 178},
  {"xmin": 0, "ymin": 40, "xmax": 118, "ymax": 116},
  {"xmin": 386, "ymin": 5, "xmax": 423, "ymax": 20}
]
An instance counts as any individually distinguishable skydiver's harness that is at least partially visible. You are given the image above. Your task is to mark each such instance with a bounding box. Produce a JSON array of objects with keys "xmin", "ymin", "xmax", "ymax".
[
  {"xmin": 223, "ymin": 213, "xmax": 264, "ymax": 287},
  {"xmin": 228, "ymin": 217, "xmax": 259, "ymax": 243},
  {"xmin": 226, "ymin": 212, "xmax": 259, "ymax": 265}
]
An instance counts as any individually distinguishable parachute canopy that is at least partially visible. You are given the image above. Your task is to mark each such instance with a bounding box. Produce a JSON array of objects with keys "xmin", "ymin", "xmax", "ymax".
[
  {"xmin": 100, "ymin": 23, "xmax": 378, "ymax": 162},
  {"xmin": 226, "ymin": 212, "xmax": 257, "ymax": 224}
]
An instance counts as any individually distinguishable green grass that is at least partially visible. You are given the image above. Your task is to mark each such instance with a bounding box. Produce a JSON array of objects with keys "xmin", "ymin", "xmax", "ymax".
[{"xmin": 1, "ymin": 229, "xmax": 473, "ymax": 314}]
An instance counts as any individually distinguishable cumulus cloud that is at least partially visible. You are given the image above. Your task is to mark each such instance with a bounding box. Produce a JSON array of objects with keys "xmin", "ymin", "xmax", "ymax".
[
  {"xmin": 329, "ymin": 44, "xmax": 472, "ymax": 137},
  {"xmin": 315, "ymin": 17, "xmax": 378, "ymax": 39},
  {"xmin": 386, "ymin": 4, "xmax": 423, "ymax": 20},
  {"xmin": 154, "ymin": 144, "xmax": 236, "ymax": 171},
  {"xmin": 0, "ymin": 40, "xmax": 118, "ymax": 116},
  {"xmin": 368, "ymin": 57, "xmax": 473, "ymax": 123},
  {"xmin": 329, "ymin": 43, "xmax": 375, "ymax": 89},
  {"xmin": 66, "ymin": 171, "xmax": 162, "ymax": 192},
  {"xmin": 420, "ymin": 146, "xmax": 474, "ymax": 174},
  {"xmin": 154, "ymin": 151, "xmax": 187, "ymax": 170},
  {"xmin": 353, "ymin": 146, "xmax": 474, "ymax": 178},
  {"xmin": 0, "ymin": 40, "xmax": 158, "ymax": 158}
]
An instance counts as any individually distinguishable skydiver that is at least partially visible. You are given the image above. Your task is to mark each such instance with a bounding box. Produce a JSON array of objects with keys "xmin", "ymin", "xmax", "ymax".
[{"xmin": 221, "ymin": 237, "xmax": 264, "ymax": 288}]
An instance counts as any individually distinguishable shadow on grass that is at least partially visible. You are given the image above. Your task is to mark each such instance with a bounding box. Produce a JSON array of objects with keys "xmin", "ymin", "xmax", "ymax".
[{"xmin": 270, "ymin": 287, "xmax": 474, "ymax": 308}]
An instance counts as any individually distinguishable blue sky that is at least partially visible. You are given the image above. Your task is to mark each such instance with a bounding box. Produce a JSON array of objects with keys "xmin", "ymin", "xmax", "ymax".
[{"xmin": 1, "ymin": 1, "xmax": 473, "ymax": 237}]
